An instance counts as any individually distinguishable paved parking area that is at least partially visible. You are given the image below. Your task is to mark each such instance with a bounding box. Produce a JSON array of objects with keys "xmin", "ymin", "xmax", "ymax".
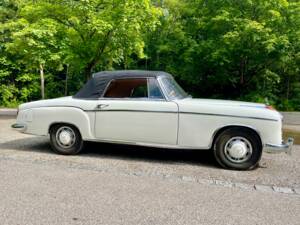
[{"xmin": 0, "ymin": 117, "xmax": 299, "ymax": 225}]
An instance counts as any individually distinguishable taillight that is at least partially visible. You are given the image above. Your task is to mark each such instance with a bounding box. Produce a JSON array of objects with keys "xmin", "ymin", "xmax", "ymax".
[{"xmin": 265, "ymin": 105, "xmax": 276, "ymax": 111}]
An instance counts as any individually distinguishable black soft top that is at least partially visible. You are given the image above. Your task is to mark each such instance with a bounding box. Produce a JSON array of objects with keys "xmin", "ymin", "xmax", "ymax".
[{"xmin": 73, "ymin": 70, "xmax": 172, "ymax": 99}]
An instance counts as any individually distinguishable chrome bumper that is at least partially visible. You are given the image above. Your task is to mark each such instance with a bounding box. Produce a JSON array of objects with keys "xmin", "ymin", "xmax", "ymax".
[
  {"xmin": 11, "ymin": 123, "xmax": 27, "ymax": 132},
  {"xmin": 264, "ymin": 138, "xmax": 294, "ymax": 155}
]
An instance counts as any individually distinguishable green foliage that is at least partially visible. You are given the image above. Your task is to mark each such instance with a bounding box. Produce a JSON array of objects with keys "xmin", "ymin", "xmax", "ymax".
[
  {"xmin": 18, "ymin": 0, "xmax": 161, "ymax": 79},
  {"xmin": 0, "ymin": 56, "xmax": 40, "ymax": 106},
  {"xmin": 0, "ymin": 0, "xmax": 299, "ymax": 110},
  {"xmin": 140, "ymin": 0, "xmax": 300, "ymax": 110}
]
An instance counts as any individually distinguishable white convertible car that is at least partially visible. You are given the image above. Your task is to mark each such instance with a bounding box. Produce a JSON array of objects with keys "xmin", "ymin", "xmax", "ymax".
[{"xmin": 12, "ymin": 70, "xmax": 293, "ymax": 170}]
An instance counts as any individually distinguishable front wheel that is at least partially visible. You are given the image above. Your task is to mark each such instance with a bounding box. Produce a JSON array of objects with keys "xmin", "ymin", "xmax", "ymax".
[
  {"xmin": 50, "ymin": 124, "xmax": 83, "ymax": 155},
  {"xmin": 213, "ymin": 128, "xmax": 262, "ymax": 170}
]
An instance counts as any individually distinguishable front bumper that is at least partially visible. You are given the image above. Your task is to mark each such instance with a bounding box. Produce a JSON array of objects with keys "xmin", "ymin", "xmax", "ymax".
[
  {"xmin": 264, "ymin": 138, "xmax": 294, "ymax": 155},
  {"xmin": 11, "ymin": 123, "xmax": 27, "ymax": 132}
]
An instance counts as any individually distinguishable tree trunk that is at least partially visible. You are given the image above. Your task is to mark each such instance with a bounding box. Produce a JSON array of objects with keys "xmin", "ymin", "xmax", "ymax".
[
  {"xmin": 65, "ymin": 64, "xmax": 69, "ymax": 96},
  {"xmin": 83, "ymin": 30, "xmax": 113, "ymax": 81},
  {"xmin": 239, "ymin": 58, "xmax": 245, "ymax": 86},
  {"xmin": 39, "ymin": 64, "xmax": 45, "ymax": 99},
  {"xmin": 286, "ymin": 76, "xmax": 290, "ymax": 100},
  {"xmin": 124, "ymin": 54, "xmax": 128, "ymax": 69},
  {"xmin": 84, "ymin": 64, "xmax": 93, "ymax": 81}
]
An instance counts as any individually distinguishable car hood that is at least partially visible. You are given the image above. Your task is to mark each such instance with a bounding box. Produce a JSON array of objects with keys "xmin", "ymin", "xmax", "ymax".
[{"xmin": 177, "ymin": 98, "xmax": 266, "ymax": 108}]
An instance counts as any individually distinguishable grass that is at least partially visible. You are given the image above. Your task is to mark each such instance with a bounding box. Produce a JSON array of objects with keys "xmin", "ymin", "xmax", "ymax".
[{"xmin": 283, "ymin": 129, "xmax": 300, "ymax": 145}]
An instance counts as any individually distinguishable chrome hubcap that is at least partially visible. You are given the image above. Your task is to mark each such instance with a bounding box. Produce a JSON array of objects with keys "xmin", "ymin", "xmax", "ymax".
[
  {"xmin": 56, "ymin": 126, "xmax": 76, "ymax": 148},
  {"xmin": 224, "ymin": 137, "xmax": 252, "ymax": 163}
]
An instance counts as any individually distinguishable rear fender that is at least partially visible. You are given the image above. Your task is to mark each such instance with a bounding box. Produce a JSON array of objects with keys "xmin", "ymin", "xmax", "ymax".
[{"xmin": 18, "ymin": 107, "xmax": 94, "ymax": 139}]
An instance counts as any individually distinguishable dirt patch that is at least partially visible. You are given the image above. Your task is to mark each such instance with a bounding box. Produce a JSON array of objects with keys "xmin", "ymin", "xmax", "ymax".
[{"xmin": 283, "ymin": 129, "xmax": 300, "ymax": 145}]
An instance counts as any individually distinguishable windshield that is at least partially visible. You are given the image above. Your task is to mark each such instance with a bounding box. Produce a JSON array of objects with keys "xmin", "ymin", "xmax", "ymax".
[{"xmin": 160, "ymin": 76, "xmax": 188, "ymax": 100}]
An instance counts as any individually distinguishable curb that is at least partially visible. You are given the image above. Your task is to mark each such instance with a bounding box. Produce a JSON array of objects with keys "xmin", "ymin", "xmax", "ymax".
[
  {"xmin": 1, "ymin": 155, "xmax": 299, "ymax": 197},
  {"xmin": 0, "ymin": 109, "xmax": 17, "ymax": 116},
  {"xmin": 281, "ymin": 112, "xmax": 300, "ymax": 125}
]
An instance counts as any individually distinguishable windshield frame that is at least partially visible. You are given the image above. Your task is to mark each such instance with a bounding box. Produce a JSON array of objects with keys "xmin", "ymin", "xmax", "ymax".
[{"xmin": 158, "ymin": 76, "xmax": 189, "ymax": 101}]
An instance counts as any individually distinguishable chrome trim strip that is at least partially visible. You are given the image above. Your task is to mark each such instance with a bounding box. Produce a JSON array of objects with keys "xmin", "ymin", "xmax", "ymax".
[
  {"xmin": 17, "ymin": 106, "xmax": 175, "ymax": 113},
  {"xmin": 180, "ymin": 111, "xmax": 278, "ymax": 122},
  {"xmin": 96, "ymin": 98, "xmax": 166, "ymax": 102},
  {"xmin": 94, "ymin": 109, "xmax": 178, "ymax": 113},
  {"xmin": 19, "ymin": 105, "xmax": 278, "ymax": 122},
  {"xmin": 22, "ymin": 105, "xmax": 86, "ymax": 112},
  {"xmin": 93, "ymin": 108, "xmax": 278, "ymax": 121}
]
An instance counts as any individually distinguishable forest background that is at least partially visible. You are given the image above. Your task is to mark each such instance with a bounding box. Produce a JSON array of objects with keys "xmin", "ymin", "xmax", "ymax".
[{"xmin": 0, "ymin": 0, "xmax": 299, "ymax": 110}]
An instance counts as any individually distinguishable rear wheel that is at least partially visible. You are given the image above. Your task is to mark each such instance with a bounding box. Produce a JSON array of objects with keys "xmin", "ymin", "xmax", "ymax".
[
  {"xmin": 213, "ymin": 128, "xmax": 262, "ymax": 170},
  {"xmin": 50, "ymin": 124, "xmax": 83, "ymax": 155}
]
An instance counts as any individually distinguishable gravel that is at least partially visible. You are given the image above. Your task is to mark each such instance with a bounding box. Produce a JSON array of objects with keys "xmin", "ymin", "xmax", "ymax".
[{"xmin": 1, "ymin": 117, "xmax": 300, "ymax": 225}]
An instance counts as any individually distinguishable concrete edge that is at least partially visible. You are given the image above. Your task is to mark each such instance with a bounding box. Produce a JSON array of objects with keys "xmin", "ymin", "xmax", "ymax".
[
  {"xmin": 0, "ymin": 108, "xmax": 17, "ymax": 116},
  {"xmin": 281, "ymin": 112, "xmax": 300, "ymax": 125}
]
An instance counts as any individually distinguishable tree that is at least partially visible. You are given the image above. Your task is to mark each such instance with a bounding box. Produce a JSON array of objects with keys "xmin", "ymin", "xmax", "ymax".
[
  {"xmin": 0, "ymin": 0, "xmax": 40, "ymax": 106},
  {"xmin": 19, "ymin": 0, "xmax": 161, "ymax": 80},
  {"xmin": 0, "ymin": 0, "xmax": 299, "ymax": 110},
  {"xmin": 140, "ymin": 0, "xmax": 300, "ymax": 109},
  {"xmin": 6, "ymin": 18, "xmax": 65, "ymax": 99}
]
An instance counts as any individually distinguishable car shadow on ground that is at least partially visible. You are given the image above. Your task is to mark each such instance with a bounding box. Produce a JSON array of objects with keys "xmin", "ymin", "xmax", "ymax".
[
  {"xmin": 0, "ymin": 136, "xmax": 218, "ymax": 168},
  {"xmin": 83, "ymin": 141, "xmax": 218, "ymax": 167}
]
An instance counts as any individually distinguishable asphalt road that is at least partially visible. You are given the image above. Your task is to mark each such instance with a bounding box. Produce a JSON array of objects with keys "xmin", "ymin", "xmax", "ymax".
[{"xmin": 0, "ymin": 117, "xmax": 299, "ymax": 225}]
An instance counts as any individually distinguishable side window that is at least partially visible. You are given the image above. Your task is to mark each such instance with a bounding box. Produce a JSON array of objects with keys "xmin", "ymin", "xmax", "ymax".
[
  {"xmin": 148, "ymin": 78, "xmax": 164, "ymax": 99},
  {"xmin": 104, "ymin": 78, "xmax": 148, "ymax": 98},
  {"xmin": 103, "ymin": 77, "xmax": 165, "ymax": 100}
]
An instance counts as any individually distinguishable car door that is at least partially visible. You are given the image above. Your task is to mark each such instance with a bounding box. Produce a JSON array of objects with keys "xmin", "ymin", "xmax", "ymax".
[{"xmin": 94, "ymin": 77, "xmax": 178, "ymax": 145}]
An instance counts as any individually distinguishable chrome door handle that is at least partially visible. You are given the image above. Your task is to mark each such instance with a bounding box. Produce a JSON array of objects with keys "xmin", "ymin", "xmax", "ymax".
[{"xmin": 97, "ymin": 104, "xmax": 109, "ymax": 109}]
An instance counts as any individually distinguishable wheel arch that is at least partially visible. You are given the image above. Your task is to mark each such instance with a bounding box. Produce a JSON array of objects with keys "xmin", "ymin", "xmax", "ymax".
[
  {"xmin": 211, "ymin": 125, "xmax": 263, "ymax": 150},
  {"xmin": 49, "ymin": 122, "xmax": 82, "ymax": 136}
]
